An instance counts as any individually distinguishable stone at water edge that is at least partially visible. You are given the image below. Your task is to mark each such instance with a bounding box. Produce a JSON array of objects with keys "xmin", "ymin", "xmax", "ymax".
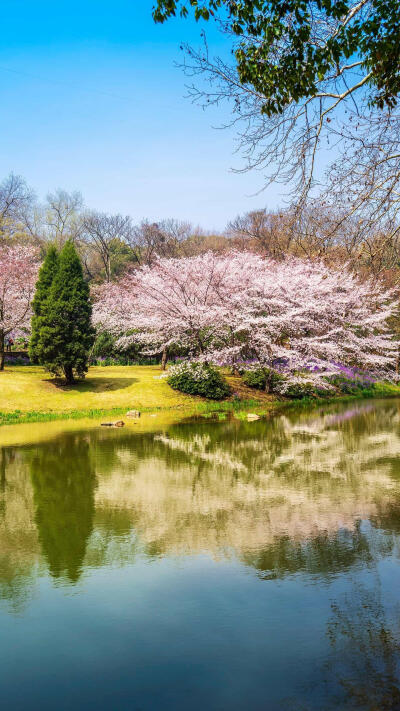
[
  {"xmin": 126, "ymin": 410, "xmax": 141, "ymax": 418},
  {"xmin": 247, "ymin": 413, "xmax": 260, "ymax": 421},
  {"xmin": 101, "ymin": 421, "xmax": 125, "ymax": 427}
]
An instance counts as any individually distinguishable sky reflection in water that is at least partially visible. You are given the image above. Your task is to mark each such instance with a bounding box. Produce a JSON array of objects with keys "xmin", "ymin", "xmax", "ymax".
[{"xmin": 1, "ymin": 400, "xmax": 400, "ymax": 710}]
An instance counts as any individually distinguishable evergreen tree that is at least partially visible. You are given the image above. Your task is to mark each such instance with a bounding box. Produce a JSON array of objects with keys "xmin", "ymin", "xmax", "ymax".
[
  {"xmin": 29, "ymin": 245, "xmax": 59, "ymax": 364},
  {"xmin": 36, "ymin": 241, "xmax": 95, "ymax": 383}
]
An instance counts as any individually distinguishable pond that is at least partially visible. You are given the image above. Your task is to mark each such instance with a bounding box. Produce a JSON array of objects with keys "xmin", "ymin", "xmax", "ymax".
[{"xmin": 1, "ymin": 400, "xmax": 400, "ymax": 710}]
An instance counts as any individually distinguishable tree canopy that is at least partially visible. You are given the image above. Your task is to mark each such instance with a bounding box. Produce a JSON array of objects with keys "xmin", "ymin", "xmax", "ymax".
[
  {"xmin": 29, "ymin": 245, "xmax": 59, "ymax": 365},
  {"xmin": 0, "ymin": 244, "xmax": 38, "ymax": 370},
  {"xmin": 93, "ymin": 251, "xmax": 397, "ymax": 380},
  {"xmin": 153, "ymin": 1, "xmax": 400, "ymax": 241},
  {"xmin": 153, "ymin": 0, "xmax": 400, "ymax": 115},
  {"xmin": 34, "ymin": 241, "xmax": 95, "ymax": 383}
]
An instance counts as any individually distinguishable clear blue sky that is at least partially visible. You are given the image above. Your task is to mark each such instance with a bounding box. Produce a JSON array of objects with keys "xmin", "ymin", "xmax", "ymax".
[{"xmin": 0, "ymin": 0, "xmax": 284, "ymax": 230}]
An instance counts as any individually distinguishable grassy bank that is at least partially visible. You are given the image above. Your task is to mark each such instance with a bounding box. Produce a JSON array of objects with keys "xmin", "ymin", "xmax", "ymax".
[
  {"xmin": 1, "ymin": 365, "xmax": 400, "ymax": 427},
  {"xmin": 0, "ymin": 365, "xmax": 273, "ymax": 426}
]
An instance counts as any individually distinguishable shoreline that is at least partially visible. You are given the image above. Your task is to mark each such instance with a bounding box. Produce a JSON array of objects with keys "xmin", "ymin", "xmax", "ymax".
[{"xmin": 2, "ymin": 383, "xmax": 400, "ymax": 428}]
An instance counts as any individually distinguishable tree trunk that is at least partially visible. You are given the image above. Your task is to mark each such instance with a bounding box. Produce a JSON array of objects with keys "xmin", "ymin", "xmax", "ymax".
[
  {"xmin": 0, "ymin": 331, "xmax": 4, "ymax": 372},
  {"xmin": 161, "ymin": 347, "xmax": 168, "ymax": 371},
  {"xmin": 64, "ymin": 364, "xmax": 75, "ymax": 384}
]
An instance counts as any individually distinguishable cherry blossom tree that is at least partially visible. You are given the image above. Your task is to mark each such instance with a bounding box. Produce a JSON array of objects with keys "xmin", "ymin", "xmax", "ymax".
[
  {"xmin": 212, "ymin": 257, "xmax": 398, "ymax": 378},
  {"xmin": 0, "ymin": 244, "xmax": 39, "ymax": 370},
  {"xmin": 93, "ymin": 251, "xmax": 258, "ymax": 367},
  {"xmin": 93, "ymin": 252, "xmax": 398, "ymax": 379}
]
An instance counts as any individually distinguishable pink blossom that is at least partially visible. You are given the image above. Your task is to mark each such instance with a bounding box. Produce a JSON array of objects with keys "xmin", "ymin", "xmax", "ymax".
[
  {"xmin": 93, "ymin": 252, "xmax": 398, "ymax": 379},
  {"xmin": 0, "ymin": 244, "xmax": 39, "ymax": 342}
]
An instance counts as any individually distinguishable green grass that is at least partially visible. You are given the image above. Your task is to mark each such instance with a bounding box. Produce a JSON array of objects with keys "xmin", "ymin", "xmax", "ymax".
[
  {"xmin": 0, "ymin": 365, "xmax": 273, "ymax": 426},
  {"xmin": 0, "ymin": 399, "xmax": 266, "ymax": 427},
  {"xmin": 0, "ymin": 406, "xmax": 145, "ymax": 426},
  {"xmin": 1, "ymin": 365, "xmax": 400, "ymax": 427}
]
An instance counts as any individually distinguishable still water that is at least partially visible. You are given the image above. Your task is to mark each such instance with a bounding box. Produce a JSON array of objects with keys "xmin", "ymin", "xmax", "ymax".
[{"xmin": 1, "ymin": 401, "xmax": 400, "ymax": 710}]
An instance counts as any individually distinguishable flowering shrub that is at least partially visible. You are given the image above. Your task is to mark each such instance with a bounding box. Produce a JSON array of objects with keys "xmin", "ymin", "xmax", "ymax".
[
  {"xmin": 327, "ymin": 374, "xmax": 374, "ymax": 394},
  {"xmin": 242, "ymin": 366, "xmax": 284, "ymax": 393},
  {"xmin": 276, "ymin": 375, "xmax": 334, "ymax": 399},
  {"xmin": 167, "ymin": 361, "xmax": 231, "ymax": 400},
  {"xmin": 5, "ymin": 354, "xmax": 30, "ymax": 366},
  {"xmin": 91, "ymin": 355, "xmax": 159, "ymax": 366},
  {"xmin": 325, "ymin": 364, "xmax": 376, "ymax": 394}
]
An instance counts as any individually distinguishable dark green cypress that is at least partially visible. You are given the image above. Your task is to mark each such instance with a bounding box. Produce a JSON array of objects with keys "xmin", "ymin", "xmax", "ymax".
[
  {"xmin": 29, "ymin": 245, "xmax": 59, "ymax": 364},
  {"xmin": 36, "ymin": 241, "xmax": 95, "ymax": 383}
]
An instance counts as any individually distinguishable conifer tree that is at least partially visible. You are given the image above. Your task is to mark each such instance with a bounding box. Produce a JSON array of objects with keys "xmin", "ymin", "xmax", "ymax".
[
  {"xmin": 29, "ymin": 245, "xmax": 59, "ymax": 364},
  {"xmin": 36, "ymin": 241, "xmax": 95, "ymax": 383}
]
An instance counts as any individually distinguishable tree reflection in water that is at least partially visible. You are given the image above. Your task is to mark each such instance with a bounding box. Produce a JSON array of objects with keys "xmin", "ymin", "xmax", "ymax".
[
  {"xmin": 91, "ymin": 402, "xmax": 400, "ymax": 572},
  {"xmin": 1, "ymin": 401, "xmax": 400, "ymax": 707},
  {"xmin": 1, "ymin": 399, "xmax": 400, "ymax": 594},
  {"xmin": 325, "ymin": 579, "xmax": 400, "ymax": 710},
  {"xmin": 0, "ymin": 447, "xmax": 40, "ymax": 612},
  {"xmin": 29, "ymin": 433, "xmax": 96, "ymax": 583}
]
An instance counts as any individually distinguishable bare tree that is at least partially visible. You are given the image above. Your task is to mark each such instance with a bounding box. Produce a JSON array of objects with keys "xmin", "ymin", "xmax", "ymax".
[
  {"xmin": 0, "ymin": 173, "xmax": 35, "ymax": 238},
  {"xmin": 228, "ymin": 209, "xmax": 293, "ymax": 258},
  {"xmin": 128, "ymin": 219, "xmax": 193, "ymax": 265},
  {"xmin": 44, "ymin": 189, "xmax": 84, "ymax": 246},
  {"xmin": 171, "ymin": 1, "xmax": 400, "ymax": 243},
  {"xmin": 83, "ymin": 212, "xmax": 134, "ymax": 282},
  {"xmin": 227, "ymin": 203, "xmax": 400, "ymax": 282}
]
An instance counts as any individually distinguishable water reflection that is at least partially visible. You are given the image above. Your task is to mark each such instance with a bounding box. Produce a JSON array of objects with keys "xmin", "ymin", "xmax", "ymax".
[
  {"xmin": 0, "ymin": 447, "xmax": 40, "ymax": 612},
  {"xmin": 242, "ymin": 523, "xmax": 390, "ymax": 580},
  {"xmin": 29, "ymin": 434, "xmax": 97, "ymax": 583},
  {"xmin": 90, "ymin": 403, "xmax": 400, "ymax": 577},
  {"xmin": 1, "ymin": 400, "xmax": 400, "ymax": 591},
  {"xmin": 1, "ymin": 400, "xmax": 400, "ymax": 708},
  {"xmin": 326, "ymin": 579, "xmax": 400, "ymax": 709}
]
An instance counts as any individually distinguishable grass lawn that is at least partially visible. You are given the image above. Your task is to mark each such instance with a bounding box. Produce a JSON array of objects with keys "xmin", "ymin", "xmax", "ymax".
[
  {"xmin": 0, "ymin": 365, "xmax": 196, "ymax": 413},
  {"xmin": 0, "ymin": 365, "xmax": 273, "ymax": 426},
  {"xmin": 1, "ymin": 364, "xmax": 399, "ymax": 429}
]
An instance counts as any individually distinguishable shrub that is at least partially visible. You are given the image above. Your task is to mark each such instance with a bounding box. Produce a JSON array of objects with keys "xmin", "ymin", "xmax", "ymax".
[
  {"xmin": 167, "ymin": 361, "xmax": 231, "ymax": 400},
  {"xmin": 242, "ymin": 366, "xmax": 284, "ymax": 393},
  {"xmin": 5, "ymin": 355, "xmax": 30, "ymax": 366},
  {"xmin": 92, "ymin": 330, "xmax": 116, "ymax": 360},
  {"xmin": 276, "ymin": 375, "xmax": 333, "ymax": 399},
  {"xmin": 91, "ymin": 355, "xmax": 160, "ymax": 366},
  {"xmin": 373, "ymin": 381, "xmax": 400, "ymax": 396},
  {"xmin": 327, "ymin": 373, "xmax": 374, "ymax": 394}
]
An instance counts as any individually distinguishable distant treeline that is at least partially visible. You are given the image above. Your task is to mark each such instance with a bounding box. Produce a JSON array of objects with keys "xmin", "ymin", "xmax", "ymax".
[{"xmin": 2, "ymin": 172, "xmax": 400, "ymax": 287}]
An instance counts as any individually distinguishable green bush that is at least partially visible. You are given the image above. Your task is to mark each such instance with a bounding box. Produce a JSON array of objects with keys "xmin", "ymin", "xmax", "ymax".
[
  {"xmin": 91, "ymin": 355, "xmax": 160, "ymax": 366},
  {"xmin": 92, "ymin": 330, "xmax": 116, "ymax": 360},
  {"xmin": 167, "ymin": 361, "xmax": 231, "ymax": 400},
  {"xmin": 242, "ymin": 366, "xmax": 284, "ymax": 393},
  {"xmin": 5, "ymin": 355, "xmax": 30, "ymax": 366},
  {"xmin": 90, "ymin": 330, "xmax": 161, "ymax": 366},
  {"xmin": 277, "ymin": 377, "xmax": 333, "ymax": 399},
  {"xmin": 280, "ymin": 381, "xmax": 317, "ymax": 399},
  {"xmin": 242, "ymin": 368, "xmax": 267, "ymax": 390},
  {"xmin": 373, "ymin": 381, "xmax": 400, "ymax": 396},
  {"xmin": 326, "ymin": 374, "xmax": 373, "ymax": 394}
]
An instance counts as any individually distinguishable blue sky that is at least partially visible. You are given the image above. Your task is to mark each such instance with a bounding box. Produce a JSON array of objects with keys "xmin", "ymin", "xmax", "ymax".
[{"xmin": 0, "ymin": 0, "xmax": 284, "ymax": 230}]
